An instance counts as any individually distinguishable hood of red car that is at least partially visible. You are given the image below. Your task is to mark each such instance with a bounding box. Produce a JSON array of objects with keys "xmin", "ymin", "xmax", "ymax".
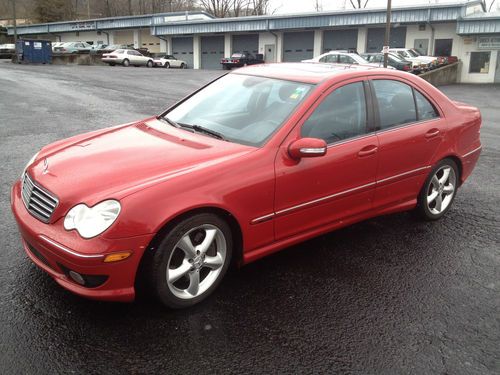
[{"xmin": 26, "ymin": 118, "xmax": 254, "ymax": 214}]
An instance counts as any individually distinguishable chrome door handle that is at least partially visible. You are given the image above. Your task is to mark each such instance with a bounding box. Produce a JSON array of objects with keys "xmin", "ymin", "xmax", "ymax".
[
  {"xmin": 358, "ymin": 145, "xmax": 378, "ymax": 157},
  {"xmin": 425, "ymin": 129, "xmax": 440, "ymax": 138}
]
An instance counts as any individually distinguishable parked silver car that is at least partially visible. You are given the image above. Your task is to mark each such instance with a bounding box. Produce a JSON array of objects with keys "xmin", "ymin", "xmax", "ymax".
[
  {"xmin": 102, "ymin": 49, "xmax": 154, "ymax": 67},
  {"xmin": 53, "ymin": 42, "xmax": 92, "ymax": 54}
]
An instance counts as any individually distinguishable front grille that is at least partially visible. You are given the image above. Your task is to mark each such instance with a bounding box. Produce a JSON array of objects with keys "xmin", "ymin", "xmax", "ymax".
[{"xmin": 21, "ymin": 173, "xmax": 59, "ymax": 223}]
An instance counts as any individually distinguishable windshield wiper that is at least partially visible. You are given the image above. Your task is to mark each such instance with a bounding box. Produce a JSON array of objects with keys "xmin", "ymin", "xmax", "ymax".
[
  {"xmin": 159, "ymin": 116, "xmax": 180, "ymax": 128},
  {"xmin": 177, "ymin": 123, "xmax": 227, "ymax": 141},
  {"xmin": 192, "ymin": 125, "xmax": 226, "ymax": 141}
]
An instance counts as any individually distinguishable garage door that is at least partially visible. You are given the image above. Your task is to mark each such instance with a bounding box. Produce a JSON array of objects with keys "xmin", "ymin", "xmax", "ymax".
[
  {"xmin": 323, "ymin": 29, "xmax": 358, "ymax": 53},
  {"xmin": 201, "ymin": 35, "xmax": 224, "ymax": 70},
  {"xmin": 232, "ymin": 34, "xmax": 258, "ymax": 55},
  {"xmin": 366, "ymin": 27, "xmax": 407, "ymax": 53},
  {"xmin": 172, "ymin": 37, "xmax": 193, "ymax": 68},
  {"xmin": 283, "ymin": 31, "xmax": 314, "ymax": 62}
]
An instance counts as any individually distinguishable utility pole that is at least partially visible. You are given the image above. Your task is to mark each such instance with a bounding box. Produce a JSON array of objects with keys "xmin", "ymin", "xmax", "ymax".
[
  {"xmin": 12, "ymin": 0, "xmax": 17, "ymax": 43},
  {"xmin": 383, "ymin": 0, "xmax": 392, "ymax": 68},
  {"xmin": 87, "ymin": 0, "xmax": 90, "ymax": 19}
]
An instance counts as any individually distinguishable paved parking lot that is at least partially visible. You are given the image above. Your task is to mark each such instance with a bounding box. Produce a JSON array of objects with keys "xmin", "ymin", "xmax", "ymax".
[{"xmin": 0, "ymin": 62, "xmax": 498, "ymax": 374}]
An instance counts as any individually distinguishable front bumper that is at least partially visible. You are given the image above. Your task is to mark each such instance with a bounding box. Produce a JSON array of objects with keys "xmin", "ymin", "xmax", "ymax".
[{"xmin": 11, "ymin": 180, "xmax": 154, "ymax": 302}]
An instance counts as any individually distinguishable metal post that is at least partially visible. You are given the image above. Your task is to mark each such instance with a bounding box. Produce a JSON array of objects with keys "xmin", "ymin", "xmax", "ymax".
[
  {"xmin": 383, "ymin": 0, "xmax": 392, "ymax": 68},
  {"xmin": 87, "ymin": 0, "xmax": 90, "ymax": 19},
  {"xmin": 12, "ymin": 0, "xmax": 17, "ymax": 43}
]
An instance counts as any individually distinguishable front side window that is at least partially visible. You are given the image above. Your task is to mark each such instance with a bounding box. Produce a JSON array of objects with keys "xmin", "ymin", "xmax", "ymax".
[
  {"xmin": 301, "ymin": 82, "xmax": 367, "ymax": 144},
  {"xmin": 372, "ymin": 80, "xmax": 416, "ymax": 129},
  {"xmin": 469, "ymin": 52, "xmax": 490, "ymax": 73},
  {"xmin": 166, "ymin": 74, "xmax": 312, "ymax": 147},
  {"xmin": 319, "ymin": 54, "xmax": 337, "ymax": 63}
]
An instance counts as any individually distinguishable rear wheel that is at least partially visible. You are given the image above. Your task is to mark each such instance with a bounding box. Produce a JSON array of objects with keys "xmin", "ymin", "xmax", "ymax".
[
  {"xmin": 122, "ymin": 58, "xmax": 130, "ymax": 67},
  {"xmin": 417, "ymin": 159, "xmax": 459, "ymax": 221},
  {"xmin": 147, "ymin": 213, "xmax": 233, "ymax": 308}
]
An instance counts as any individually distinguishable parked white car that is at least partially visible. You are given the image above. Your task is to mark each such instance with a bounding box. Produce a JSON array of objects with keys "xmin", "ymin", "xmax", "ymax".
[
  {"xmin": 153, "ymin": 54, "xmax": 188, "ymax": 68},
  {"xmin": 389, "ymin": 48, "xmax": 437, "ymax": 70},
  {"xmin": 302, "ymin": 51, "xmax": 394, "ymax": 68},
  {"xmin": 102, "ymin": 49, "xmax": 154, "ymax": 67}
]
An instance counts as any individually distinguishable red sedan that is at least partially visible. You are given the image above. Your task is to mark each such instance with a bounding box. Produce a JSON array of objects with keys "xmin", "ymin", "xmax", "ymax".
[{"xmin": 11, "ymin": 63, "xmax": 482, "ymax": 308}]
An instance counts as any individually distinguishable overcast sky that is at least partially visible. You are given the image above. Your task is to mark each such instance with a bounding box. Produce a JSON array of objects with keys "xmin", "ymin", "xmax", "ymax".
[{"xmin": 270, "ymin": 0, "xmax": 489, "ymax": 14}]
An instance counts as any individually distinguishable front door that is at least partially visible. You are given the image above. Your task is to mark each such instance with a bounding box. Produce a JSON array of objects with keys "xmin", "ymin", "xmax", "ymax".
[
  {"xmin": 414, "ymin": 39, "xmax": 429, "ymax": 55},
  {"xmin": 369, "ymin": 78, "xmax": 446, "ymax": 208},
  {"xmin": 264, "ymin": 44, "xmax": 275, "ymax": 63},
  {"xmin": 274, "ymin": 79, "xmax": 378, "ymax": 240}
]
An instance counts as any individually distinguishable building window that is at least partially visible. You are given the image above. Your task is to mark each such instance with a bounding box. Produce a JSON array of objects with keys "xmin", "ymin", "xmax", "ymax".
[{"xmin": 469, "ymin": 52, "xmax": 491, "ymax": 73}]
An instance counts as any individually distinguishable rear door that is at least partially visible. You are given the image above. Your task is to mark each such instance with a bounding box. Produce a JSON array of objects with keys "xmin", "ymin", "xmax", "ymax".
[{"xmin": 369, "ymin": 77, "xmax": 446, "ymax": 209}]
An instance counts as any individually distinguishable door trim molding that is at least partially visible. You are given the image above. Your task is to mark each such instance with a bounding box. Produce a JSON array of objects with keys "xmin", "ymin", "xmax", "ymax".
[{"xmin": 251, "ymin": 165, "xmax": 431, "ymax": 224}]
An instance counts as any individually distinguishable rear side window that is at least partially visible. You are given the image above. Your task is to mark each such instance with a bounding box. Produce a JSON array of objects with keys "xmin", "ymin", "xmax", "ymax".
[
  {"xmin": 372, "ymin": 80, "xmax": 417, "ymax": 129},
  {"xmin": 301, "ymin": 82, "xmax": 367, "ymax": 144},
  {"xmin": 414, "ymin": 90, "xmax": 439, "ymax": 120}
]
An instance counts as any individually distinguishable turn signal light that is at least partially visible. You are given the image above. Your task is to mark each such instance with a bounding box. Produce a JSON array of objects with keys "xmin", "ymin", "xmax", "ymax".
[{"xmin": 103, "ymin": 251, "xmax": 132, "ymax": 263}]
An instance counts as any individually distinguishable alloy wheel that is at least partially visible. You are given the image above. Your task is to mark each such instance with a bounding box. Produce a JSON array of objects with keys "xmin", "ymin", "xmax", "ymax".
[
  {"xmin": 166, "ymin": 224, "xmax": 226, "ymax": 299},
  {"xmin": 426, "ymin": 165, "xmax": 456, "ymax": 215}
]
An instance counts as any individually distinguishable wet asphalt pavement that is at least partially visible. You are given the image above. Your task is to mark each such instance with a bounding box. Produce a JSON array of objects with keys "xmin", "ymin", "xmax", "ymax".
[{"xmin": 0, "ymin": 62, "xmax": 498, "ymax": 374}]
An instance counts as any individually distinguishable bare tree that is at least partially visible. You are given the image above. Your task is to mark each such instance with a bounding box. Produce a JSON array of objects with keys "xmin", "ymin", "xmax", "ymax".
[
  {"xmin": 199, "ymin": 0, "xmax": 232, "ymax": 17},
  {"xmin": 313, "ymin": 0, "xmax": 323, "ymax": 12},
  {"xmin": 349, "ymin": 0, "xmax": 369, "ymax": 8}
]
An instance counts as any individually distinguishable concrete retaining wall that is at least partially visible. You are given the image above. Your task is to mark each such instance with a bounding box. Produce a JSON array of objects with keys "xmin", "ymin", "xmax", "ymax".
[
  {"xmin": 51, "ymin": 54, "xmax": 107, "ymax": 66},
  {"xmin": 419, "ymin": 62, "xmax": 460, "ymax": 86}
]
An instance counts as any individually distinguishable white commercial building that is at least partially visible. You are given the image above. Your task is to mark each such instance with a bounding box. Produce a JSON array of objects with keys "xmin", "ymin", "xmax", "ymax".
[{"xmin": 7, "ymin": 1, "xmax": 500, "ymax": 83}]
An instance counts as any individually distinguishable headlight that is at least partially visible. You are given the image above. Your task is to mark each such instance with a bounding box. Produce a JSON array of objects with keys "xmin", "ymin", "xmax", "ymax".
[
  {"xmin": 64, "ymin": 200, "xmax": 121, "ymax": 239},
  {"xmin": 22, "ymin": 152, "xmax": 39, "ymax": 177}
]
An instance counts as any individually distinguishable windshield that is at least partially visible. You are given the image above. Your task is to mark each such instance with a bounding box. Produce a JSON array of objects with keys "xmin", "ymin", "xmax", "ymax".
[
  {"xmin": 389, "ymin": 52, "xmax": 405, "ymax": 62},
  {"xmin": 165, "ymin": 74, "xmax": 313, "ymax": 147},
  {"xmin": 408, "ymin": 49, "xmax": 420, "ymax": 57},
  {"xmin": 231, "ymin": 53, "xmax": 244, "ymax": 58}
]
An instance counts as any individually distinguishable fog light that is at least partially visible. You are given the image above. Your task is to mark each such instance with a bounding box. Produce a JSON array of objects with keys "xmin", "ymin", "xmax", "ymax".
[
  {"xmin": 104, "ymin": 251, "xmax": 132, "ymax": 263},
  {"xmin": 69, "ymin": 270, "xmax": 85, "ymax": 285}
]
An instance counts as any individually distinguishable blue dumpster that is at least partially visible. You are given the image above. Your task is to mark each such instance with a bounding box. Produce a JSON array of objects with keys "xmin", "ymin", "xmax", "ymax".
[{"xmin": 16, "ymin": 39, "xmax": 52, "ymax": 64}]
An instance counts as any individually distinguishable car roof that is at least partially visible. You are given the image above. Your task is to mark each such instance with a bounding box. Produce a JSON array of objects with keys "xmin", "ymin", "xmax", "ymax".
[{"xmin": 232, "ymin": 62, "xmax": 391, "ymax": 84}]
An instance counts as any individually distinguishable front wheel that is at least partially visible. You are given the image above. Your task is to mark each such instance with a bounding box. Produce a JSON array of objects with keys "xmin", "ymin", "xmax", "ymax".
[
  {"xmin": 417, "ymin": 159, "xmax": 459, "ymax": 221},
  {"xmin": 164, "ymin": 62, "xmax": 170, "ymax": 68},
  {"xmin": 122, "ymin": 58, "xmax": 130, "ymax": 67},
  {"xmin": 180, "ymin": 63, "xmax": 186, "ymax": 69},
  {"xmin": 147, "ymin": 213, "xmax": 233, "ymax": 308},
  {"xmin": 146, "ymin": 60, "xmax": 153, "ymax": 68}
]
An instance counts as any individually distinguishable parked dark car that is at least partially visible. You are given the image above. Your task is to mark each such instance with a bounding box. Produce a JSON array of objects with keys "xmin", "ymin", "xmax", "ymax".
[
  {"xmin": 361, "ymin": 52, "xmax": 413, "ymax": 73},
  {"xmin": 90, "ymin": 44, "xmax": 128, "ymax": 55},
  {"xmin": 221, "ymin": 52, "xmax": 264, "ymax": 69},
  {"xmin": 0, "ymin": 43, "xmax": 15, "ymax": 59}
]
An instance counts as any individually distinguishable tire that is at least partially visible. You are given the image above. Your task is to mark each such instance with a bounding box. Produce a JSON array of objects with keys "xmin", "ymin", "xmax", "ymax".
[
  {"xmin": 122, "ymin": 58, "xmax": 130, "ymax": 67},
  {"xmin": 180, "ymin": 63, "xmax": 186, "ymax": 69},
  {"xmin": 147, "ymin": 213, "xmax": 233, "ymax": 309},
  {"xmin": 164, "ymin": 62, "xmax": 170, "ymax": 68},
  {"xmin": 416, "ymin": 158, "xmax": 459, "ymax": 221},
  {"xmin": 146, "ymin": 60, "xmax": 153, "ymax": 68}
]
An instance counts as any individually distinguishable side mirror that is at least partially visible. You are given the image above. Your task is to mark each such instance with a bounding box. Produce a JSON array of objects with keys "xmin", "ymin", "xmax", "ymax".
[{"xmin": 288, "ymin": 138, "xmax": 327, "ymax": 160}]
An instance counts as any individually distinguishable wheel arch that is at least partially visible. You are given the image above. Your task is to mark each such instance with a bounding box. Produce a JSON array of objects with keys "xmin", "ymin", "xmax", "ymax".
[
  {"xmin": 435, "ymin": 153, "xmax": 463, "ymax": 186},
  {"xmin": 135, "ymin": 206, "xmax": 244, "ymax": 294}
]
